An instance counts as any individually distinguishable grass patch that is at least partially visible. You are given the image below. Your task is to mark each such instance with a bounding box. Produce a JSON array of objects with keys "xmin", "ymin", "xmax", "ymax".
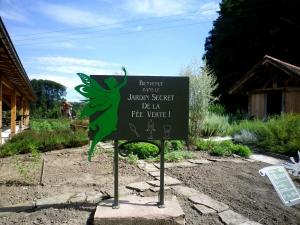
[{"xmin": 30, "ymin": 119, "xmax": 70, "ymax": 131}]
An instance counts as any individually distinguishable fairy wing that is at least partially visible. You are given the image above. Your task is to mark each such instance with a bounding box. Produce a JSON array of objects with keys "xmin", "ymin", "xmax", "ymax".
[{"xmin": 75, "ymin": 73, "xmax": 113, "ymax": 118}]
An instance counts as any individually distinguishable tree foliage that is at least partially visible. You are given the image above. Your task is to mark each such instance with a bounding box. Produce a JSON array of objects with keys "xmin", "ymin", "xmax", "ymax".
[
  {"xmin": 30, "ymin": 79, "xmax": 66, "ymax": 118},
  {"xmin": 180, "ymin": 60, "xmax": 218, "ymax": 138},
  {"xmin": 204, "ymin": 0, "xmax": 300, "ymax": 109}
]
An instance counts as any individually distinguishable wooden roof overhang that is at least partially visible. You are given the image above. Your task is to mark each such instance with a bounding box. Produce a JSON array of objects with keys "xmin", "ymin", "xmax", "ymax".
[
  {"xmin": 0, "ymin": 17, "xmax": 36, "ymax": 101},
  {"xmin": 229, "ymin": 55, "xmax": 300, "ymax": 95}
]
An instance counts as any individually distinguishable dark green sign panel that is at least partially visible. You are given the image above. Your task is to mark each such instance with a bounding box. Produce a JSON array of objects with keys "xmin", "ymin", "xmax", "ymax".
[{"xmin": 90, "ymin": 75, "xmax": 189, "ymax": 140}]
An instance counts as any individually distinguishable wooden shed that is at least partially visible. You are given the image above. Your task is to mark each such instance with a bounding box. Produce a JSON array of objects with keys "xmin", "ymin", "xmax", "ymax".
[
  {"xmin": 229, "ymin": 55, "xmax": 300, "ymax": 119},
  {"xmin": 0, "ymin": 17, "xmax": 36, "ymax": 144}
]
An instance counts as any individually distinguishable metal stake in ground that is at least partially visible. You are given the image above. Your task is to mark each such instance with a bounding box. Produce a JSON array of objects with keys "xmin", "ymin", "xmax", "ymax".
[
  {"xmin": 113, "ymin": 140, "xmax": 119, "ymax": 209},
  {"xmin": 158, "ymin": 140, "xmax": 165, "ymax": 208}
]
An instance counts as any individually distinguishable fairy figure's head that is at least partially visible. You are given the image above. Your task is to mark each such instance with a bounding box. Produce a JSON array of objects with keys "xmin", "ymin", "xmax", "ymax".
[{"xmin": 104, "ymin": 77, "xmax": 118, "ymax": 89}]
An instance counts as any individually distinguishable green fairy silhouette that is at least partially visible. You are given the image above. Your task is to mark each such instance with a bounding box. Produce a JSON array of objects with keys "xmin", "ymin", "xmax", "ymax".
[{"xmin": 75, "ymin": 67, "xmax": 127, "ymax": 161}]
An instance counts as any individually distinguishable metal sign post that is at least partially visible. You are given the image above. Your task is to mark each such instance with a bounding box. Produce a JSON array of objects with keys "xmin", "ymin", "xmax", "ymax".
[
  {"xmin": 158, "ymin": 140, "xmax": 165, "ymax": 208},
  {"xmin": 113, "ymin": 140, "xmax": 119, "ymax": 209}
]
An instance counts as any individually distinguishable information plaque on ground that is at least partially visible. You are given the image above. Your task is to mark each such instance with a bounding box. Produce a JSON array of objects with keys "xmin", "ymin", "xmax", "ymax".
[
  {"xmin": 259, "ymin": 166, "xmax": 300, "ymax": 206},
  {"xmin": 90, "ymin": 75, "xmax": 189, "ymax": 140}
]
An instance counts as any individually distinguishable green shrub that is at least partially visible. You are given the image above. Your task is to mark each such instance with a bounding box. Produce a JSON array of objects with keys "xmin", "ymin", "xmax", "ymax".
[
  {"xmin": 165, "ymin": 140, "xmax": 184, "ymax": 152},
  {"xmin": 208, "ymin": 103, "xmax": 226, "ymax": 115},
  {"xmin": 211, "ymin": 141, "xmax": 233, "ymax": 156},
  {"xmin": 211, "ymin": 140, "xmax": 251, "ymax": 157},
  {"xmin": 195, "ymin": 139, "xmax": 216, "ymax": 151},
  {"xmin": 195, "ymin": 139, "xmax": 252, "ymax": 158},
  {"xmin": 123, "ymin": 140, "xmax": 193, "ymax": 162},
  {"xmin": 164, "ymin": 150, "xmax": 195, "ymax": 162},
  {"xmin": 201, "ymin": 113, "xmax": 230, "ymax": 137},
  {"xmin": 123, "ymin": 142, "xmax": 159, "ymax": 159},
  {"xmin": 0, "ymin": 129, "xmax": 88, "ymax": 157},
  {"xmin": 233, "ymin": 129, "xmax": 258, "ymax": 144},
  {"xmin": 265, "ymin": 114, "xmax": 300, "ymax": 154},
  {"xmin": 230, "ymin": 114, "xmax": 300, "ymax": 155},
  {"xmin": 231, "ymin": 143, "xmax": 252, "ymax": 157}
]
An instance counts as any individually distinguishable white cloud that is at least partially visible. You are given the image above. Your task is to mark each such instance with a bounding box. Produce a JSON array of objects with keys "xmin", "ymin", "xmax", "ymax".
[
  {"xmin": 34, "ymin": 56, "xmax": 120, "ymax": 74},
  {"xmin": 0, "ymin": 10, "xmax": 28, "ymax": 23},
  {"xmin": 27, "ymin": 56, "xmax": 123, "ymax": 101},
  {"xmin": 137, "ymin": 26, "xmax": 142, "ymax": 31},
  {"xmin": 0, "ymin": 0, "xmax": 30, "ymax": 23},
  {"xmin": 125, "ymin": 0, "xmax": 189, "ymax": 17},
  {"xmin": 199, "ymin": 2, "xmax": 219, "ymax": 16},
  {"xmin": 37, "ymin": 2, "xmax": 119, "ymax": 27},
  {"xmin": 54, "ymin": 42, "xmax": 76, "ymax": 49}
]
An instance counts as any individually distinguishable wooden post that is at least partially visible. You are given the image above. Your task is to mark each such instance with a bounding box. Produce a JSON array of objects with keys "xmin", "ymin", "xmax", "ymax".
[
  {"xmin": 39, "ymin": 158, "xmax": 45, "ymax": 186},
  {"xmin": 22, "ymin": 100, "xmax": 26, "ymax": 128},
  {"xmin": 22, "ymin": 101, "xmax": 29, "ymax": 127},
  {"xmin": 25, "ymin": 102, "xmax": 30, "ymax": 126},
  {"xmin": 10, "ymin": 90, "xmax": 16, "ymax": 135},
  {"xmin": 0, "ymin": 78, "xmax": 2, "ymax": 145},
  {"xmin": 19, "ymin": 97, "xmax": 23, "ymax": 129}
]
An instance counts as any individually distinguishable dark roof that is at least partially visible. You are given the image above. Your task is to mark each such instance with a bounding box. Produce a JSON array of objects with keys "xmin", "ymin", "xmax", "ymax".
[
  {"xmin": 0, "ymin": 17, "xmax": 36, "ymax": 101},
  {"xmin": 229, "ymin": 55, "xmax": 300, "ymax": 94}
]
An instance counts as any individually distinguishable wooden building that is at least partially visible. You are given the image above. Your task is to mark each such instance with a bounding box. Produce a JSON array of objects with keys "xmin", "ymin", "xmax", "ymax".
[
  {"xmin": 229, "ymin": 55, "xmax": 300, "ymax": 119},
  {"xmin": 0, "ymin": 18, "xmax": 35, "ymax": 144},
  {"xmin": 61, "ymin": 100, "xmax": 73, "ymax": 119}
]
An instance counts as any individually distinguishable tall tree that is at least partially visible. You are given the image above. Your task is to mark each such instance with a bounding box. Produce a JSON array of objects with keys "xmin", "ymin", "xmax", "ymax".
[
  {"xmin": 204, "ymin": 0, "xmax": 300, "ymax": 110},
  {"xmin": 30, "ymin": 79, "xmax": 66, "ymax": 118}
]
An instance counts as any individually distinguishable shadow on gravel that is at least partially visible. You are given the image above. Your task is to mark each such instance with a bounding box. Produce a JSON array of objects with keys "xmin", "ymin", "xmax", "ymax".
[
  {"xmin": 0, "ymin": 202, "xmax": 98, "ymax": 213},
  {"xmin": 0, "ymin": 180, "xmax": 34, "ymax": 186}
]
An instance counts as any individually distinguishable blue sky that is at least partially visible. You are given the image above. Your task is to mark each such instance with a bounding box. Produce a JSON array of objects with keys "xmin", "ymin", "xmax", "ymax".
[{"xmin": 1, "ymin": 0, "xmax": 220, "ymax": 102}]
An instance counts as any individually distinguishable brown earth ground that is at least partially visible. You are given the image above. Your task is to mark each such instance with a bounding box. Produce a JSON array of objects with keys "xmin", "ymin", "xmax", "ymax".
[
  {"xmin": 169, "ymin": 151, "xmax": 300, "ymax": 225},
  {"xmin": 0, "ymin": 146, "xmax": 299, "ymax": 225},
  {"xmin": 0, "ymin": 146, "xmax": 148, "ymax": 225}
]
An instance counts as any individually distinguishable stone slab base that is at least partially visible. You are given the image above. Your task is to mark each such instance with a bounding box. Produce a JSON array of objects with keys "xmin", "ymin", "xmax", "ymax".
[{"xmin": 94, "ymin": 195, "xmax": 185, "ymax": 225}]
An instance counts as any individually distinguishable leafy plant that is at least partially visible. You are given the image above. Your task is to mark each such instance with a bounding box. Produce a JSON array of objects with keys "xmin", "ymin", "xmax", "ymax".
[
  {"xmin": 230, "ymin": 114, "xmax": 300, "ymax": 155},
  {"xmin": 123, "ymin": 142, "xmax": 159, "ymax": 159},
  {"xmin": 195, "ymin": 139, "xmax": 216, "ymax": 151},
  {"xmin": 180, "ymin": 59, "xmax": 219, "ymax": 139},
  {"xmin": 164, "ymin": 150, "xmax": 195, "ymax": 162},
  {"xmin": 211, "ymin": 142, "xmax": 232, "ymax": 156},
  {"xmin": 165, "ymin": 140, "xmax": 184, "ymax": 152},
  {"xmin": 0, "ymin": 128, "xmax": 88, "ymax": 157},
  {"xmin": 211, "ymin": 140, "xmax": 251, "ymax": 157},
  {"xmin": 208, "ymin": 103, "xmax": 226, "ymax": 115},
  {"xmin": 123, "ymin": 153, "xmax": 139, "ymax": 165},
  {"xmin": 201, "ymin": 113, "xmax": 230, "ymax": 137},
  {"xmin": 233, "ymin": 129, "xmax": 258, "ymax": 144}
]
